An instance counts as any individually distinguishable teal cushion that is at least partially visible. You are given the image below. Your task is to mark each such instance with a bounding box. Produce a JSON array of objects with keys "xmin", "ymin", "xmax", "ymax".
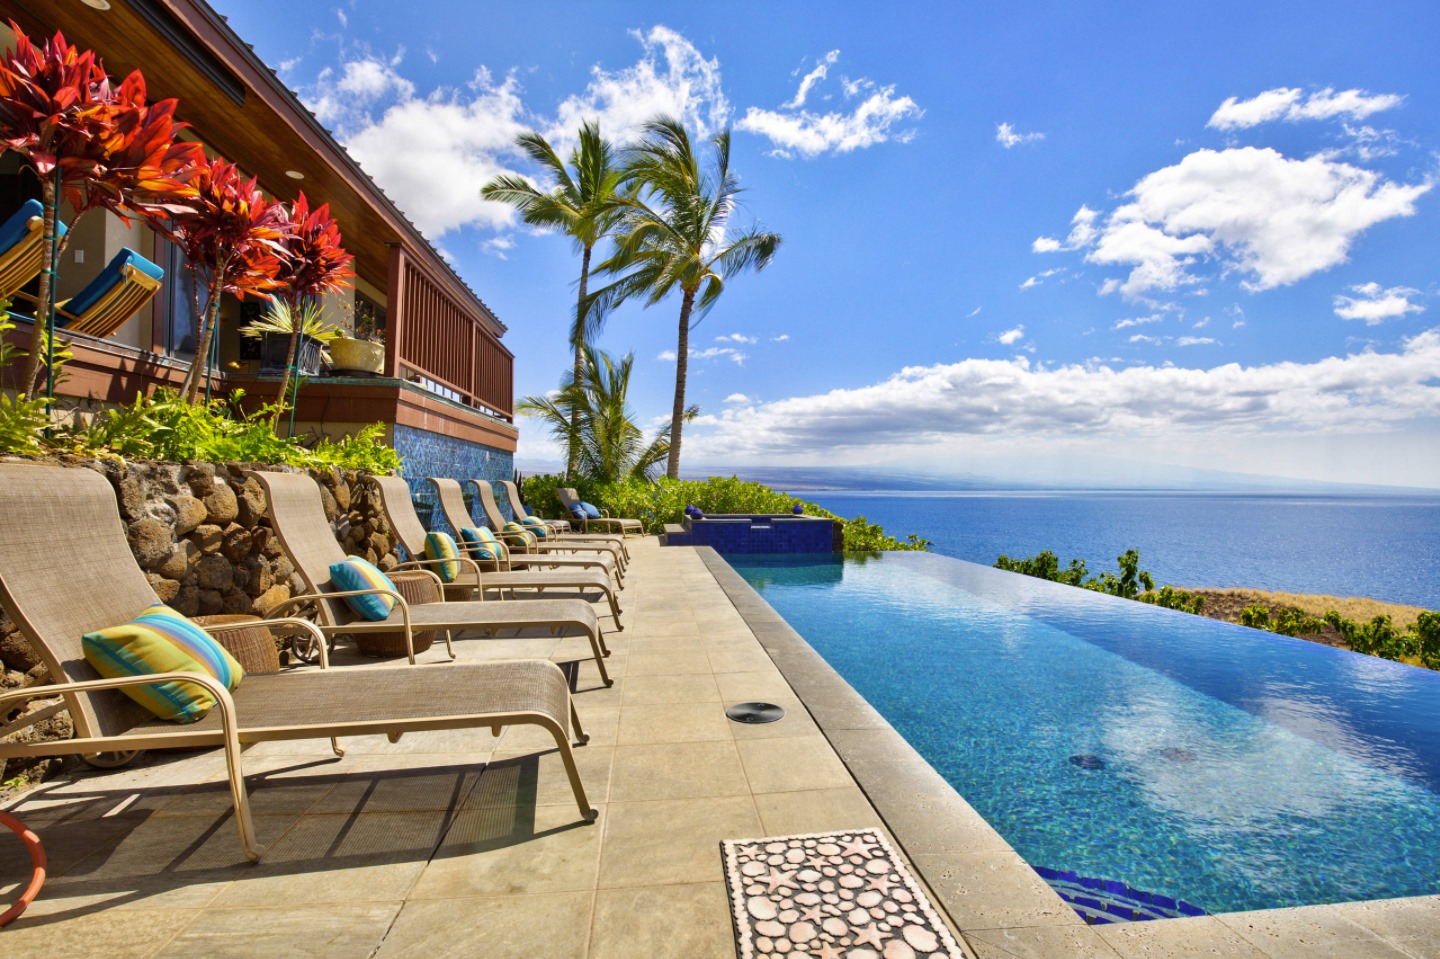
[
  {"xmin": 423, "ymin": 531, "xmax": 461, "ymax": 582},
  {"xmin": 82, "ymin": 604, "xmax": 244, "ymax": 723},
  {"xmin": 328, "ymin": 556, "xmax": 398, "ymax": 621},
  {"xmin": 519, "ymin": 515, "xmax": 550, "ymax": 539},
  {"xmin": 459, "ymin": 526, "xmax": 506, "ymax": 562}
]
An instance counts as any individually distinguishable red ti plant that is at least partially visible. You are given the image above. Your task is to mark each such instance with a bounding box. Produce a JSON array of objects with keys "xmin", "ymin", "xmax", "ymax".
[
  {"xmin": 0, "ymin": 23, "xmax": 202, "ymax": 399},
  {"xmin": 162, "ymin": 157, "xmax": 288, "ymax": 402},
  {"xmin": 267, "ymin": 191, "xmax": 355, "ymax": 423}
]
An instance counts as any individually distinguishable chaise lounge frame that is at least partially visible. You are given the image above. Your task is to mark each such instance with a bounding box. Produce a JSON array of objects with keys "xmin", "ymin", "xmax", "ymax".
[{"xmin": 0, "ymin": 463, "xmax": 597, "ymax": 864}]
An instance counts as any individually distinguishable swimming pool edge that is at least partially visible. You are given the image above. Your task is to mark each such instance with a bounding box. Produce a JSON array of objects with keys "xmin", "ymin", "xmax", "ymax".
[{"xmin": 696, "ymin": 547, "xmax": 1440, "ymax": 959}]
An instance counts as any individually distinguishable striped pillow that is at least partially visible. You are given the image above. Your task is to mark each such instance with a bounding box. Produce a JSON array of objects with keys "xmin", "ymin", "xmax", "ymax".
[
  {"xmin": 328, "ymin": 556, "xmax": 398, "ymax": 621},
  {"xmin": 459, "ymin": 525, "xmax": 507, "ymax": 562},
  {"xmin": 503, "ymin": 522, "xmax": 538, "ymax": 548},
  {"xmin": 82, "ymin": 604, "xmax": 245, "ymax": 723},
  {"xmin": 423, "ymin": 531, "xmax": 461, "ymax": 582},
  {"xmin": 518, "ymin": 515, "xmax": 550, "ymax": 538}
]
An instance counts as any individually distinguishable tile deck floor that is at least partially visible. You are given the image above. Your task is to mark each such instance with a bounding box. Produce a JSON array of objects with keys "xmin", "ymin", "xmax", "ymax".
[{"xmin": 1, "ymin": 539, "xmax": 1437, "ymax": 958}]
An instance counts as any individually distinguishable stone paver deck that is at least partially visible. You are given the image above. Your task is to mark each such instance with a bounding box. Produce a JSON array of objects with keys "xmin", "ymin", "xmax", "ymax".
[{"xmin": 2, "ymin": 539, "xmax": 1437, "ymax": 958}]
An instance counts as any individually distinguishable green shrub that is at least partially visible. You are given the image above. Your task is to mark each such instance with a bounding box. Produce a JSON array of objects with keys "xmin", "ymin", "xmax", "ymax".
[
  {"xmin": 60, "ymin": 388, "xmax": 401, "ymax": 473},
  {"xmin": 521, "ymin": 473, "xmax": 929, "ymax": 551}
]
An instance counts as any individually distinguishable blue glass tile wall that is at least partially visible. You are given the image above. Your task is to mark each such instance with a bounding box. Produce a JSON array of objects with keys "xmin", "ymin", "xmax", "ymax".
[
  {"xmin": 393, "ymin": 423, "xmax": 514, "ymax": 539},
  {"xmin": 664, "ymin": 515, "xmax": 842, "ymax": 554}
]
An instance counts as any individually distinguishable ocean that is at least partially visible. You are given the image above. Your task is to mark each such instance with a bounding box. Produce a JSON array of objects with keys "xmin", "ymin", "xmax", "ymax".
[{"xmin": 789, "ymin": 490, "xmax": 1440, "ymax": 610}]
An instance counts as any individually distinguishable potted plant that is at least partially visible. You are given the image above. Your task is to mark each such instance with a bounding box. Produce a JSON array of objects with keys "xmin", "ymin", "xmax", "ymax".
[{"xmin": 329, "ymin": 296, "xmax": 385, "ymax": 374}]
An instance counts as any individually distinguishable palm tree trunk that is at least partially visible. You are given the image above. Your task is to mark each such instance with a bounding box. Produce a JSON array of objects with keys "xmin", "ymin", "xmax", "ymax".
[
  {"xmin": 569, "ymin": 245, "xmax": 592, "ymax": 477},
  {"xmin": 667, "ymin": 289, "xmax": 696, "ymax": 479},
  {"xmin": 20, "ymin": 175, "xmax": 60, "ymax": 400}
]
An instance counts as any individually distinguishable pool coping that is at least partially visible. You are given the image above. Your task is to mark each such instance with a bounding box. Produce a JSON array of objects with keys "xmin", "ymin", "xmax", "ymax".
[{"xmin": 697, "ymin": 546, "xmax": 1440, "ymax": 959}]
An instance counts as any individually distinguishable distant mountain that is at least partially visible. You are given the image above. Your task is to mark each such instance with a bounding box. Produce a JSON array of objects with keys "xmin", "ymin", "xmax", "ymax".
[{"xmin": 514, "ymin": 458, "xmax": 1437, "ymax": 495}]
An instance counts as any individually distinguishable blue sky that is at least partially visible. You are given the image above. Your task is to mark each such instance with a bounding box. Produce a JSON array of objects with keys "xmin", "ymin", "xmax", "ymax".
[{"xmin": 213, "ymin": 1, "xmax": 1440, "ymax": 488}]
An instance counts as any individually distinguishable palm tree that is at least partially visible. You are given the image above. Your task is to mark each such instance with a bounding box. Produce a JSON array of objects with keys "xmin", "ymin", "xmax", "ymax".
[
  {"xmin": 481, "ymin": 121, "xmax": 626, "ymax": 475},
  {"xmin": 518, "ymin": 344, "xmax": 693, "ymax": 485},
  {"xmin": 586, "ymin": 116, "xmax": 781, "ymax": 478}
]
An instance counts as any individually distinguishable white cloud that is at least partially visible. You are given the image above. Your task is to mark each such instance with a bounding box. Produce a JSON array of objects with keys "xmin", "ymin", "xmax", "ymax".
[
  {"xmin": 997, "ymin": 325, "xmax": 1025, "ymax": 345},
  {"xmin": 1208, "ymin": 87, "xmax": 1403, "ymax": 131},
  {"xmin": 1113, "ymin": 315, "xmax": 1161, "ymax": 330},
  {"xmin": 482, "ymin": 235, "xmax": 514, "ymax": 259},
  {"xmin": 724, "ymin": 393, "xmax": 751, "ymax": 404},
  {"xmin": 547, "ymin": 26, "xmax": 730, "ymax": 146},
  {"xmin": 1333, "ymin": 282, "xmax": 1426, "ymax": 324},
  {"xmin": 335, "ymin": 7, "xmax": 348, "ymax": 28},
  {"xmin": 295, "ymin": 26, "xmax": 731, "ymax": 239},
  {"xmin": 1175, "ymin": 336, "xmax": 1217, "ymax": 346},
  {"xmin": 686, "ymin": 330, "xmax": 1440, "ymax": 459},
  {"xmin": 996, "ymin": 122, "xmax": 1045, "ymax": 148},
  {"xmin": 1129, "ymin": 333, "xmax": 1163, "ymax": 345},
  {"xmin": 716, "ymin": 333, "xmax": 757, "ymax": 344},
  {"xmin": 784, "ymin": 50, "xmax": 839, "ymax": 110},
  {"xmin": 1193, "ymin": 317, "xmax": 1211, "ymax": 329},
  {"xmin": 1060, "ymin": 147, "xmax": 1431, "ymax": 299},
  {"xmin": 736, "ymin": 54, "xmax": 921, "ymax": 158},
  {"xmin": 966, "ymin": 307, "xmax": 982, "ymax": 318},
  {"xmin": 772, "ymin": 334, "xmax": 790, "ymax": 342},
  {"xmin": 1019, "ymin": 267, "xmax": 1063, "ymax": 290},
  {"xmin": 658, "ymin": 346, "xmax": 746, "ymax": 365},
  {"xmin": 1033, "ymin": 206, "xmax": 1100, "ymax": 254}
]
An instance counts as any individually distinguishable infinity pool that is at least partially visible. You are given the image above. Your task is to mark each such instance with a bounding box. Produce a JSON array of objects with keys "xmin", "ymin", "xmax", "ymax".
[{"xmin": 730, "ymin": 552, "xmax": 1440, "ymax": 915}]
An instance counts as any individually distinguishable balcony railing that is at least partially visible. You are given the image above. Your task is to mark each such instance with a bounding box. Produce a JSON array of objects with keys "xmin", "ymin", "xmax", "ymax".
[{"xmin": 385, "ymin": 246, "xmax": 514, "ymax": 421}]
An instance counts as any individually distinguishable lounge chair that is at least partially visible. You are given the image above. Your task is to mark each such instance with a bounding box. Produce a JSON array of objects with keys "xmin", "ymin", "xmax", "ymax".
[
  {"xmin": 0, "ymin": 199, "xmax": 67, "ymax": 297},
  {"xmin": 251, "ymin": 470, "xmax": 613, "ymax": 686},
  {"xmin": 0, "ymin": 463, "xmax": 598, "ymax": 863},
  {"xmin": 369, "ymin": 474, "xmax": 624, "ymax": 626},
  {"xmin": 468, "ymin": 479, "xmax": 627, "ymax": 578},
  {"xmin": 431, "ymin": 478, "xmax": 622, "ymax": 587},
  {"xmin": 557, "ymin": 486, "xmax": 645, "ymax": 537},
  {"xmin": 56, "ymin": 248, "xmax": 164, "ymax": 339},
  {"xmin": 499, "ymin": 479, "xmax": 631, "ymax": 563},
  {"xmin": 10, "ymin": 247, "xmax": 164, "ymax": 339}
]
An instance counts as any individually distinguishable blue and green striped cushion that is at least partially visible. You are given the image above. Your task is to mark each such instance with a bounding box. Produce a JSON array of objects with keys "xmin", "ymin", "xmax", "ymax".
[
  {"xmin": 82, "ymin": 604, "xmax": 244, "ymax": 723},
  {"xmin": 423, "ymin": 531, "xmax": 461, "ymax": 582},
  {"xmin": 501, "ymin": 524, "xmax": 535, "ymax": 544},
  {"xmin": 519, "ymin": 515, "xmax": 550, "ymax": 538},
  {"xmin": 328, "ymin": 556, "xmax": 398, "ymax": 621},
  {"xmin": 459, "ymin": 526, "xmax": 507, "ymax": 562}
]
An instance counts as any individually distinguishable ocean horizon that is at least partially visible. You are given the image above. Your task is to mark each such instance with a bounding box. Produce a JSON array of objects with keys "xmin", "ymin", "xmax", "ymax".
[{"xmin": 788, "ymin": 489, "xmax": 1440, "ymax": 610}]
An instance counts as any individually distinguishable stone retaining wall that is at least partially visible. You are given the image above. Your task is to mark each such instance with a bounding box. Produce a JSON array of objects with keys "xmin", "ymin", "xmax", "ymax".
[{"xmin": 0, "ymin": 457, "xmax": 400, "ymax": 784}]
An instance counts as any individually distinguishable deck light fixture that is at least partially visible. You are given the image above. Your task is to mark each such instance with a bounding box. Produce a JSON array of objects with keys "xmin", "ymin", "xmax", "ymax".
[
  {"xmin": 285, "ymin": 170, "xmax": 305, "ymax": 180},
  {"xmin": 81, "ymin": 0, "xmax": 112, "ymax": 9}
]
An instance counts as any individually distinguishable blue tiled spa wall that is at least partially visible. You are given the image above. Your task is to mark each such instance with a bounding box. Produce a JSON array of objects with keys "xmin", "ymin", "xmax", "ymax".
[
  {"xmin": 663, "ymin": 514, "xmax": 843, "ymax": 554},
  {"xmin": 392, "ymin": 423, "xmax": 513, "ymax": 536}
]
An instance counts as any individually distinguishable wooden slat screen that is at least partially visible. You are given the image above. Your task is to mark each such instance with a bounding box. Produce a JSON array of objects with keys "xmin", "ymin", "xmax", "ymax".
[{"xmin": 393, "ymin": 256, "xmax": 513, "ymax": 419}]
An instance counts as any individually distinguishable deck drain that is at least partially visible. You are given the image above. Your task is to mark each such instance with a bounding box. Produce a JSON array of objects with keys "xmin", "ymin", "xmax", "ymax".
[{"xmin": 726, "ymin": 702, "xmax": 785, "ymax": 724}]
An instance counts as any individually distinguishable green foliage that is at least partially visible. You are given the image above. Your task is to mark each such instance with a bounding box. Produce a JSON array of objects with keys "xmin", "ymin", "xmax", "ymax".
[
  {"xmin": 1138, "ymin": 584, "xmax": 1206, "ymax": 615},
  {"xmin": 520, "ymin": 473, "xmax": 928, "ymax": 552},
  {"xmin": 57, "ymin": 388, "xmax": 401, "ymax": 472},
  {"xmin": 0, "ymin": 310, "xmax": 60, "ymax": 453},
  {"xmin": 997, "ymin": 548, "xmax": 1161, "ymax": 600},
  {"xmin": 518, "ymin": 345, "xmax": 685, "ymax": 485}
]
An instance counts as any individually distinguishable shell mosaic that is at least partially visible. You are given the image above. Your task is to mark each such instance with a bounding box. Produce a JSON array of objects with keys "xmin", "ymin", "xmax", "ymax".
[{"xmin": 722, "ymin": 828, "xmax": 970, "ymax": 959}]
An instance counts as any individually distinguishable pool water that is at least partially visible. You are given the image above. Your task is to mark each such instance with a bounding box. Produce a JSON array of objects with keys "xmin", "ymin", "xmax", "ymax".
[{"xmin": 730, "ymin": 552, "xmax": 1440, "ymax": 915}]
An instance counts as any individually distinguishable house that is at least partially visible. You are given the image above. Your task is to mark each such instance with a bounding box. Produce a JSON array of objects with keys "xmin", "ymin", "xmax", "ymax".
[{"xmin": 0, "ymin": 0, "xmax": 519, "ymax": 512}]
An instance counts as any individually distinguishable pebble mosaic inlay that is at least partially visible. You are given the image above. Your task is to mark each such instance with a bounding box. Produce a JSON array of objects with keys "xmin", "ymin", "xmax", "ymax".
[
  {"xmin": 1032, "ymin": 865, "xmax": 1208, "ymax": 924},
  {"xmin": 723, "ymin": 829, "xmax": 971, "ymax": 959}
]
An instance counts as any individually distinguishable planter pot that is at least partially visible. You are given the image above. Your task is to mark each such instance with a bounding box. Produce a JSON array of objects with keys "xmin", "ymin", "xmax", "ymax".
[
  {"xmin": 329, "ymin": 336, "xmax": 385, "ymax": 374},
  {"xmin": 259, "ymin": 333, "xmax": 323, "ymax": 376}
]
